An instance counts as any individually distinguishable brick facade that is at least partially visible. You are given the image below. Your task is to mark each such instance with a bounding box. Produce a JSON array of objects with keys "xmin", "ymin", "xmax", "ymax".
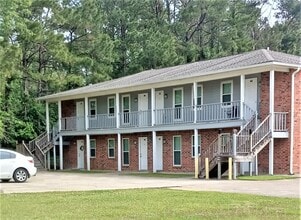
[{"xmin": 293, "ymin": 70, "xmax": 301, "ymax": 174}]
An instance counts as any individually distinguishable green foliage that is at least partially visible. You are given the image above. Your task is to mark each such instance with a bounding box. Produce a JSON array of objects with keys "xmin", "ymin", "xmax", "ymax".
[{"xmin": 0, "ymin": 0, "xmax": 299, "ymax": 147}]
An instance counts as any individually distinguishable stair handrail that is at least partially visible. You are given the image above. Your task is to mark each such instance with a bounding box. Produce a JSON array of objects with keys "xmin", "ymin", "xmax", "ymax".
[
  {"xmin": 236, "ymin": 113, "xmax": 257, "ymax": 153},
  {"xmin": 250, "ymin": 114, "xmax": 271, "ymax": 152},
  {"xmin": 21, "ymin": 141, "xmax": 34, "ymax": 157},
  {"xmin": 199, "ymin": 137, "xmax": 218, "ymax": 174}
]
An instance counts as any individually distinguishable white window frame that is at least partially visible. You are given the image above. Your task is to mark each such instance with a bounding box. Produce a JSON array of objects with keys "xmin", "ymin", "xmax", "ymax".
[
  {"xmin": 108, "ymin": 138, "xmax": 115, "ymax": 158},
  {"xmin": 173, "ymin": 88, "xmax": 183, "ymax": 120},
  {"xmin": 107, "ymin": 96, "xmax": 115, "ymax": 117},
  {"xmin": 90, "ymin": 139, "xmax": 96, "ymax": 158},
  {"xmin": 191, "ymin": 135, "xmax": 201, "ymax": 158},
  {"xmin": 89, "ymin": 98, "xmax": 97, "ymax": 118},
  {"xmin": 122, "ymin": 95, "xmax": 130, "ymax": 124},
  {"xmin": 220, "ymin": 80, "xmax": 233, "ymax": 107},
  {"xmin": 122, "ymin": 138, "xmax": 130, "ymax": 166},
  {"xmin": 173, "ymin": 135, "xmax": 182, "ymax": 166}
]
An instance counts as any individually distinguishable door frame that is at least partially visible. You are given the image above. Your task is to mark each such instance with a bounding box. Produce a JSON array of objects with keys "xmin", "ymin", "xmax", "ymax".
[
  {"xmin": 77, "ymin": 139, "xmax": 85, "ymax": 169},
  {"xmin": 156, "ymin": 136, "xmax": 163, "ymax": 171},
  {"xmin": 76, "ymin": 101, "xmax": 85, "ymax": 130},
  {"xmin": 138, "ymin": 137, "xmax": 148, "ymax": 171}
]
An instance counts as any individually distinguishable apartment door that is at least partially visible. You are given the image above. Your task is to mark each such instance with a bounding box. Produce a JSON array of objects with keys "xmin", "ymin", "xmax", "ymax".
[
  {"xmin": 155, "ymin": 90, "xmax": 164, "ymax": 124},
  {"xmin": 245, "ymin": 78, "xmax": 258, "ymax": 113},
  {"xmin": 77, "ymin": 140, "xmax": 85, "ymax": 169},
  {"xmin": 139, "ymin": 137, "xmax": 148, "ymax": 170},
  {"xmin": 156, "ymin": 136, "xmax": 163, "ymax": 171},
  {"xmin": 138, "ymin": 93, "xmax": 148, "ymax": 126},
  {"xmin": 76, "ymin": 101, "xmax": 85, "ymax": 130}
]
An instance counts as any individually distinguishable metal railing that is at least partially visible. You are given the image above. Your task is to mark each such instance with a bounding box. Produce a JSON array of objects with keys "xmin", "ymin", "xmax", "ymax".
[
  {"xmin": 236, "ymin": 114, "xmax": 257, "ymax": 153},
  {"xmin": 89, "ymin": 114, "xmax": 116, "ymax": 129},
  {"xmin": 250, "ymin": 114, "xmax": 271, "ymax": 152},
  {"xmin": 155, "ymin": 106, "xmax": 194, "ymax": 125},
  {"xmin": 120, "ymin": 110, "xmax": 152, "ymax": 128},
  {"xmin": 274, "ymin": 112, "xmax": 288, "ymax": 131}
]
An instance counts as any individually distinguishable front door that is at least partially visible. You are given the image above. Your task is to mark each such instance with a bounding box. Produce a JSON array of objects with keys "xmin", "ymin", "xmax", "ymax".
[
  {"xmin": 156, "ymin": 136, "xmax": 163, "ymax": 171},
  {"xmin": 77, "ymin": 140, "xmax": 85, "ymax": 169},
  {"xmin": 155, "ymin": 90, "xmax": 164, "ymax": 124},
  {"xmin": 138, "ymin": 93, "xmax": 148, "ymax": 126},
  {"xmin": 76, "ymin": 101, "xmax": 85, "ymax": 130},
  {"xmin": 245, "ymin": 78, "xmax": 258, "ymax": 113},
  {"xmin": 139, "ymin": 137, "xmax": 148, "ymax": 170}
]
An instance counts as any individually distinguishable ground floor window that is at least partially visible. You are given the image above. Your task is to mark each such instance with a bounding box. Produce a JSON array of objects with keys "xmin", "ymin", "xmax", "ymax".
[
  {"xmin": 191, "ymin": 135, "xmax": 201, "ymax": 157},
  {"xmin": 108, "ymin": 138, "xmax": 115, "ymax": 158},
  {"xmin": 90, "ymin": 139, "xmax": 96, "ymax": 158},
  {"xmin": 122, "ymin": 138, "xmax": 130, "ymax": 165},
  {"xmin": 173, "ymin": 136, "xmax": 181, "ymax": 166}
]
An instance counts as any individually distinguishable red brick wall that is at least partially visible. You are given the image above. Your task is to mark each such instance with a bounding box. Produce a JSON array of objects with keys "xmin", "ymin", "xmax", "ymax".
[
  {"xmin": 293, "ymin": 70, "xmax": 301, "ymax": 174},
  {"xmin": 258, "ymin": 70, "xmax": 300, "ymax": 174}
]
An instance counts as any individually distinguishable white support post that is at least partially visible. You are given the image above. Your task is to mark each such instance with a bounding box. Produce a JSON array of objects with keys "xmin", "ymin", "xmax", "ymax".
[
  {"xmin": 152, "ymin": 131, "xmax": 157, "ymax": 173},
  {"xmin": 240, "ymin": 74, "xmax": 245, "ymax": 120},
  {"xmin": 47, "ymin": 151, "xmax": 50, "ymax": 170},
  {"xmin": 58, "ymin": 100, "xmax": 62, "ymax": 131},
  {"xmin": 46, "ymin": 101, "xmax": 50, "ymax": 141},
  {"xmin": 232, "ymin": 129, "xmax": 237, "ymax": 180},
  {"xmin": 84, "ymin": 97, "xmax": 89, "ymax": 130},
  {"xmin": 59, "ymin": 135, "xmax": 63, "ymax": 170},
  {"xmin": 151, "ymin": 88, "xmax": 155, "ymax": 126},
  {"xmin": 116, "ymin": 93, "xmax": 120, "ymax": 128},
  {"xmin": 53, "ymin": 144, "xmax": 56, "ymax": 170},
  {"xmin": 117, "ymin": 133, "xmax": 121, "ymax": 171},
  {"xmin": 255, "ymin": 155, "xmax": 258, "ymax": 176},
  {"xmin": 193, "ymin": 82, "xmax": 197, "ymax": 123},
  {"xmin": 194, "ymin": 129, "xmax": 199, "ymax": 178},
  {"xmin": 269, "ymin": 70, "xmax": 275, "ymax": 175},
  {"xmin": 86, "ymin": 134, "xmax": 90, "ymax": 171}
]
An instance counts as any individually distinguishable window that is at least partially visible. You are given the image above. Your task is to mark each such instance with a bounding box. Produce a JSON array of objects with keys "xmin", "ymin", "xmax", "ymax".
[
  {"xmin": 0, "ymin": 151, "xmax": 16, "ymax": 159},
  {"xmin": 90, "ymin": 139, "xmax": 96, "ymax": 158},
  {"xmin": 174, "ymin": 88, "xmax": 183, "ymax": 120},
  {"xmin": 221, "ymin": 81, "xmax": 233, "ymax": 106},
  {"xmin": 89, "ymin": 99, "xmax": 97, "ymax": 118},
  {"xmin": 122, "ymin": 95, "xmax": 130, "ymax": 123},
  {"xmin": 108, "ymin": 97, "xmax": 115, "ymax": 117},
  {"xmin": 122, "ymin": 138, "xmax": 130, "ymax": 165},
  {"xmin": 108, "ymin": 138, "xmax": 115, "ymax": 158},
  {"xmin": 173, "ymin": 136, "xmax": 181, "ymax": 166},
  {"xmin": 191, "ymin": 135, "xmax": 201, "ymax": 157},
  {"xmin": 192, "ymin": 85, "xmax": 203, "ymax": 107}
]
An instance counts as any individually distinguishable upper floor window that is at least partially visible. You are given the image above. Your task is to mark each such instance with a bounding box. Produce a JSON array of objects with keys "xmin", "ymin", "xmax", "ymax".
[
  {"xmin": 90, "ymin": 139, "xmax": 96, "ymax": 158},
  {"xmin": 191, "ymin": 135, "xmax": 201, "ymax": 158},
  {"xmin": 89, "ymin": 99, "xmax": 97, "ymax": 117},
  {"xmin": 221, "ymin": 81, "xmax": 233, "ymax": 106},
  {"xmin": 108, "ymin": 97, "xmax": 115, "ymax": 117},
  {"xmin": 173, "ymin": 88, "xmax": 183, "ymax": 120},
  {"xmin": 122, "ymin": 95, "xmax": 130, "ymax": 124},
  {"xmin": 192, "ymin": 85, "xmax": 203, "ymax": 106}
]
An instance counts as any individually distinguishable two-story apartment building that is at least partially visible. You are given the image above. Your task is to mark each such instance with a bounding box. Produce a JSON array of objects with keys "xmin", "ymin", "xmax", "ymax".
[{"xmin": 27, "ymin": 49, "xmax": 300, "ymax": 178}]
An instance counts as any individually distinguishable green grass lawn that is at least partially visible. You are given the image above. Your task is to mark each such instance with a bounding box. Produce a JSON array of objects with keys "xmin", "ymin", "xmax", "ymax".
[
  {"xmin": 237, "ymin": 175, "xmax": 299, "ymax": 181},
  {"xmin": 1, "ymin": 189, "xmax": 300, "ymax": 220}
]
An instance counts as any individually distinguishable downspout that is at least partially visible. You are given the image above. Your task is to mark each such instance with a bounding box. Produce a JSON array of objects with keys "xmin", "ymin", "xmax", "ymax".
[{"xmin": 290, "ymin": 67, "xmax": 300, "ymax": 175}]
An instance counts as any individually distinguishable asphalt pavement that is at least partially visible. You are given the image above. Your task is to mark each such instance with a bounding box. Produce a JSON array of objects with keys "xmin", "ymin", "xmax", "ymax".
[{"xmin": 0, "ymin": 171, "xmax": 300, "ymax": 198}]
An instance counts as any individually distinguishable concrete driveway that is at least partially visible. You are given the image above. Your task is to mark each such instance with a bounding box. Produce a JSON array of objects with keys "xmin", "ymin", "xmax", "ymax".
[{"xmin": 0, "ymin": 171, "xmax": 300, "ymax": 198}]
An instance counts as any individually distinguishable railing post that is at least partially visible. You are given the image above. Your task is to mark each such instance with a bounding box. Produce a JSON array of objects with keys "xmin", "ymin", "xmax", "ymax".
[
  {"xmin": 205, "ymin": 157, "xmax": 209, "ymax": 180},
  {"xmin": 228, "ymin": 157, "xmax": 232, "ymax": 180},
  {"xmin": 232, "ymin": 129, "xmax": 237, "ymax": 180}
]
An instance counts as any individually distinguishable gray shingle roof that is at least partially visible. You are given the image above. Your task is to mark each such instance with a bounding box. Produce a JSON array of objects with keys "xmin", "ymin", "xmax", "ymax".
[{"xmin": 39, "ymin": 49, "xmax": 301, "ymax": 100}]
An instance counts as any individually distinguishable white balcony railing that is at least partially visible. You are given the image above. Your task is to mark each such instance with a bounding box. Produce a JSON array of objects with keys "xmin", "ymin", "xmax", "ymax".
[
  {"xmin": 274, "ymin": 112, "xmax": 288, "ymax": 131},
  {"xmin": 60, "ymin": 101, "xmax": 254, "ymax": 131}
]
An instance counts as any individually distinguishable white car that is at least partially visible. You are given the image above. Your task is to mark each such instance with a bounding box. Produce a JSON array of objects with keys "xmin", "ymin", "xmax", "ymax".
[{"xmin": 0, "ymin": 149, "xmax": 37, "ymax": 183}]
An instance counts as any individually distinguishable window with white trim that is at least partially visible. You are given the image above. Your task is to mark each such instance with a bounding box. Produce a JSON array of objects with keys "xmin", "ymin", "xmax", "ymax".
[
  {"xmin": 122, "ymin": 138, "xmax": 130, "ymax": 165},
  {"xmin": 221, "ymin": 81, "xmax": 233, "ymax": 106},
  {"xmin": 108, "ymin": 138, "xmax": 115, "ymax": 158},
  {"xmin": 90, "ymin": 139, "xmax": 96, "ymax": 158},
  {"xmin": 122, "ymin": 95, "xmax": 130, "ymax": 124},
  {"xmin": 89, "ymin": 99, "xmax": 97, "ymax": 118},
  {"xmin": 173, "ymin": 88, "xmax": 183, "ymax": 120},
  {"xmin": 191, "ymin": 135, "xmax": 201, "ymax": 157},
  {"xmin": 173, "ymin": 136, "xmax": 181, "ymax": 166},
  {"xmin": 192, "ymin": 85, "xmax": 203, "ymax": 106},
  {"xmin": 108, "ymin": 97, "xmax": 115, "ymax": 117}
]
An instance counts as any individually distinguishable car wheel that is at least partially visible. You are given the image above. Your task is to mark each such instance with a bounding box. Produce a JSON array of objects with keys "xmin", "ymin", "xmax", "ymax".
[
  {"xmin": 13, "ymin": 168, "xmax": 28, "ymax": 183},
  {"xmin": 1, "ymin": 179, "xmax": 10, "ymax": 183}
]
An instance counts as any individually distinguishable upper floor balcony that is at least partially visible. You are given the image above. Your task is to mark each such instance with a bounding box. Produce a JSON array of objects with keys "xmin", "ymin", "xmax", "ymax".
[{"xmin": 60, "ymin": 101, "xmax": 255, "ymax": 132}]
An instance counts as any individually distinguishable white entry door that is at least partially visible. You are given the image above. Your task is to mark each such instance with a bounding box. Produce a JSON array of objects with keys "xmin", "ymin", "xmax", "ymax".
[
  {"xmin": 155, "ymin": 90, "xmax": 164, "ymax": 124},
  {"xmin": 76, "ymin": 101, "xmax": 85, "ymax": 130},
  {"xmin": 77, "ymin": 140, "xmax": 85, "ymax": 169},
  {"xmin": 138, "ymin": 93, "xmax": 148, "ymax": 126},
  {"xmin": 139, "ymin": 137, "xmax": 148, "ymax": 170},
  {"xmin": 156, "ymin": 136, "xmax": 163, "ymax": 171},
  {"xmin": 245, "ymin": 78, "xmax": 258, "ymax": 113}
]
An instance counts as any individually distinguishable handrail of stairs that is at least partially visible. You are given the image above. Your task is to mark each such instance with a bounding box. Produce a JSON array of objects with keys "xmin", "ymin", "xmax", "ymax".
[
  {"xmin": 236, "ymin": 114, "xmax": 257, "ymax": 153},
  {"xmin": 20, "ymin": 141, "xmax": 34, "ymax": 157},
  {"xmin": 250, "ymin": 114, "xmax": 271, "ymax": 152},
  {"xmin": 199, "ymin": 137, "xmax": 219, "ymax": 176}
]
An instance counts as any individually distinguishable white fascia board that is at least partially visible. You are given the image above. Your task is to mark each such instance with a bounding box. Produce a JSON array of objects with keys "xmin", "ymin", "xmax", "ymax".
[{"xmin": 38, "ymin": 62, "xmax": 299, "ymax": 103}]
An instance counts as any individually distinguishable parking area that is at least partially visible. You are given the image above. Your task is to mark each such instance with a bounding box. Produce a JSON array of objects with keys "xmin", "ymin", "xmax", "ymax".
[{"xmin": 0, "ymin": 171, "xmax": 300, "ymax": 198}]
